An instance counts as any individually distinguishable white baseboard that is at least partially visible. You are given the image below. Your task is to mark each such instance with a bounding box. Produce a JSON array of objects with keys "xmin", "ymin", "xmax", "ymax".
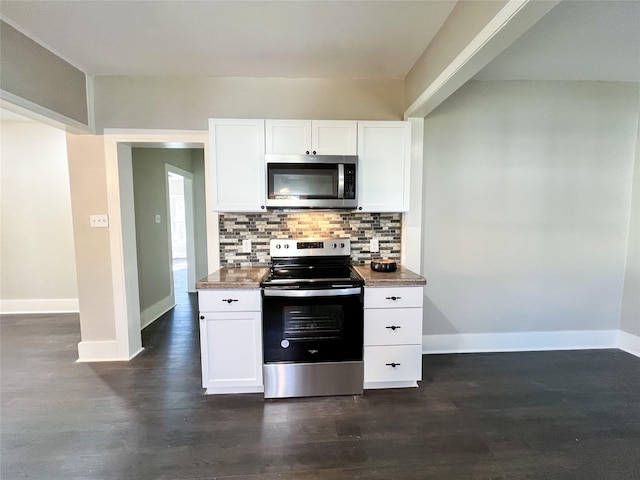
[
  {"xmin": 618, "ymin": 330, "xmax": 640, "ymax": 357},
  {"xmin": 422, "ymin": 330, "xmax": 620, "ymax": 355},
  {"xmin": 140, "ymin": 295, "xmax": 175, "ymax": 330},
  {"xmin": 76, "ymin": 341, "xmax": 144, "ymax": 362},
  {"xmin": 0, "ymin": 298, "xmax": 79, "ymax": 314}
]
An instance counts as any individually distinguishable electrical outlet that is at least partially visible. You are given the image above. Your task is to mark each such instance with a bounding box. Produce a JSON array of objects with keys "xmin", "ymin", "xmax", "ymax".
[
  {"xmin": 242, "ymin": 239, "xmax": 252, "ymax": 253},
  {"xmin": 90, "ymin": 214, "xmax": 109, "ymax": 228},
  {"xmin": 155, "ymin": 214, "xmax": 161, "ymax": 224},
  {"xmin": 370, "ymin": 238, "xmax": 379, "ymax": 253}
]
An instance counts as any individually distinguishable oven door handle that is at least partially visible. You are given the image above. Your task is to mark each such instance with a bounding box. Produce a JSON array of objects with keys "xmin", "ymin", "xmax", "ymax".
[{"xmin": 263, "ymin": 287, "xmax": 361, "ymax": 297}]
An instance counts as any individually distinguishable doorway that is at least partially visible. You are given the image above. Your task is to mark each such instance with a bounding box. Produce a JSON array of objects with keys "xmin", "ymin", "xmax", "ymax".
[{"xmin": 166, "ymin": 165, "xmax": 197, "ymax": 305}]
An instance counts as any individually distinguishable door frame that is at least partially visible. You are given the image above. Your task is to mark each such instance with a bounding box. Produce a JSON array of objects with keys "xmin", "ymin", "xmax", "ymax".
[
  {"xmin": 103, "ymin": 129, "xmax": 219, "ymax": 360},
  {"xmin": 165, "ymin": 164, "xmax": 197, "ymax": 292}
]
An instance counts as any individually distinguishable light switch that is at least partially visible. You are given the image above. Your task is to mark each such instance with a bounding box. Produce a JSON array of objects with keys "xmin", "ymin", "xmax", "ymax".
[
  {"xmin": 242, "ymin": 239, "xmax": 252, "ymax": 253},
  {"xmin": 370, "ymin": 239, "xmax": 379, "ymax": 253},
  {"xmin": 155, "ymin": 214, "xmax": 161, "ymax": 224},
  {"xmin": 90, "ymin": 214, "xmax": 109, "ymax": 228}
]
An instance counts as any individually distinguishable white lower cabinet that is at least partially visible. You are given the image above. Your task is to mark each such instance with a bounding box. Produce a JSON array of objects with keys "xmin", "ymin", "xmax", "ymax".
[
  {"xmin": 198, "ymin": 289, "xmax": 263, "ymax": 394},
  {"xmin": 363, "ymin": 286, "xmax": 424, "ymax": 389}
]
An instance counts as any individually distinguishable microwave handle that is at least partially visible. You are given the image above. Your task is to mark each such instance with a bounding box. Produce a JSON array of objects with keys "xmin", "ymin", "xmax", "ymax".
[{"xmin": 337, "ymin": 164, "xmax": 345, "ymax": 199}]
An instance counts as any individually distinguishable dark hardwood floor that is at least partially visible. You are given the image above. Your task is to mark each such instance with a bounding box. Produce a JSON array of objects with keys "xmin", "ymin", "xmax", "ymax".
[{"xmin": 2, "ymin": 268, "xmax": 639, "ymax": 479}]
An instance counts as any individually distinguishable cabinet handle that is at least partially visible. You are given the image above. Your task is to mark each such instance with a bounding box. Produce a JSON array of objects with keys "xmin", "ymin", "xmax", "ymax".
[
  {"xmin": 200, "ymin": 315, "xmax": 204, "ymax": 320},
  {"xmin": 385, "ymin": 362, "xmax": 401, "ymax": 368},
  {"xmin": 385, "ymin": 325, "xmax": 401, "ymax": 331},
  {"xmin": 306, "ymin": 150, "xmax": 310, "ymax": 154},
  {"xmin": 312, "ymin": 150, "xmax": 317, "ymax": 154},
  {"xmin": 222, "ymin": 298, "xmax": 239, "ymax": 304},
  {"xmin": 385, "ymin": 296, "xmax": 402, "ymax": 301},
  {"xmin": 261, "ymin": 205, "xmax": 265, "ymax": 209}
]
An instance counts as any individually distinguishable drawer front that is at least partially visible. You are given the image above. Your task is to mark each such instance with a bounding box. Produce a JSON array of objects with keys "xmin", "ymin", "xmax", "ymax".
[
  {"xmin": 364, "ymin": 345, "xmax": 422, "ymax": 383},
  {"xmin": 198, "ymin": 289, "xmax": 261, "ymax": 312},
  {"xmin": 364, "ymin": 308, "xmax": 422, "ymax": 346},
  {"xmin": 364, "ymin": 286, "xmax": 423, "ymax": 309}
]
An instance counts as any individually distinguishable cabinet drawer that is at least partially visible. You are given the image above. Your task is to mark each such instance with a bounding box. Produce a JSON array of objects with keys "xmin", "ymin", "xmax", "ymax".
[
  {"xmin": 364, "ymin": 345, "xmax": 422, "ymax": 383},
  {"xmin": 364, "ymin": 308, "xmax": 422, "ymax": 346},
  {"xmin": 198, "ymin": 289, "xmax": 261, "ymax": 312},
  {"xmin": 364, "ymin": 286, "xmax": 423, "ymax": 309}
]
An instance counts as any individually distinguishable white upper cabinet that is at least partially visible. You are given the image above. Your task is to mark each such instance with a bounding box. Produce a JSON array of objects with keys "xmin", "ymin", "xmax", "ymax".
[
  {"xmin": 357, "ymin": 121, "xmax": 411, "ymax": 212},
  {"xmin": 208, "ymin": 119, "xmax": 266, "ymax": 212},
  {"xmin": 266, "ymin": 120, "xmax": 357, "ymax": 155},
  {"xmin": 312, "ymin": 120, "xmax": 358, "ymax": 155}
]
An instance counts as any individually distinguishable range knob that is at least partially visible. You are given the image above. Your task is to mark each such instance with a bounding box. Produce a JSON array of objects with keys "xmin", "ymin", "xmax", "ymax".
[
  {"xmin": 284, "ymin": 244, "xmax": 290, "ymax": 249},
  {"xmin": 275, "ymin": 244, "xmax": 281, "ymax": 249},
  {"xmin": 332, "ymin": 243, "xmax": 338, "ymax": 249},
  {"xmin": 340, "ymin": 242, "xmax": 345, "ymax": 248}
]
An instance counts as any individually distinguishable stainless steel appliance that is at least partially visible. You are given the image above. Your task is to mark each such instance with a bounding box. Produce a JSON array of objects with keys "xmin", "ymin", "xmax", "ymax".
[
  {"xmin": 265, "ymin": 154, "xmax": 357, "ymax": 209},
  {"xmin": 261, "ymin": 238, "xmax": 364, "ymax": 398}
]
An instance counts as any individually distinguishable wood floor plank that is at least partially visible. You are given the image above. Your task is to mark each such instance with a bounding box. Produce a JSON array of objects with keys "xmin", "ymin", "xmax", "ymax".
[{"xmin": 2, "ymin": 270, "xmax": 639, "ymax": 479}]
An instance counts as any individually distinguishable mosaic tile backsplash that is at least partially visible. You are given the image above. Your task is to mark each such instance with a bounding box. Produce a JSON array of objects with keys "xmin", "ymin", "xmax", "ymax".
[{"xmin": 219, "ymin": 212, "xmax": 402, "ymax": 267}]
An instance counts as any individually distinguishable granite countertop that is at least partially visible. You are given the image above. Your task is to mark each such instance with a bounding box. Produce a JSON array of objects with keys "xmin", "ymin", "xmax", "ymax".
[
  {"xmin": 196, "ymin": 267, "xmax": 269, "ymax": 289},
  {"xmin": 353, "ymin": 265, "xmax": 426, "ymax": 287}
]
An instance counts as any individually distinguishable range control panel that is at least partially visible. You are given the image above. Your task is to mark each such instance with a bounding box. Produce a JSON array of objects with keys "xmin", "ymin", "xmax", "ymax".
[{"xmin": 269, "ymin": 238, "xmax": 351, "ymax": 257}]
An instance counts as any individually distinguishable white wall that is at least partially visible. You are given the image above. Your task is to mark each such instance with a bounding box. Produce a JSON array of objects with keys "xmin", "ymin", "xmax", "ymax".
[
  {"xmin": 619, "ymin": 112, "xmax": 640, "ymax": 338},
  {"xmin": 0, "ymin": 120, "xmax": 78, "ymax": 313},
  {"xmin": 422, "ymin": 81, "xmax": 639, "ymax": 344}
]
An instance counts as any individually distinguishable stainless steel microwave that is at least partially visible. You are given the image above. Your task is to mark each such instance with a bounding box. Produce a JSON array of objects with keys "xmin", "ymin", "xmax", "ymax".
[{"xmin": 265, "ymin": 154, "xmax": 358, "ymax": 209}]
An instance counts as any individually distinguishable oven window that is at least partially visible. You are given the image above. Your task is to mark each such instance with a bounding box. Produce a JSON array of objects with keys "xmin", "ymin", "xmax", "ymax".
[
  {"xmin": 268, "ymin": 164, "xmax": 338, "ymax": 199},
  {"xmin": 283, "ymin": 305, "xmax": 343, "ymax": 341}
]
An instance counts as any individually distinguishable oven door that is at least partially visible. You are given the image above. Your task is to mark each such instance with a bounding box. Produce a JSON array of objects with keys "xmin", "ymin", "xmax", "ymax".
[{"xmin": 262, "ymin": 287, "xmax": 363, "ymax": 363}]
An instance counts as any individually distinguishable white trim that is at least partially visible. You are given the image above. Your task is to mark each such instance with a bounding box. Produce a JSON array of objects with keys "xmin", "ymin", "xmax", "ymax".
[
  {"xmin": 422, "ymin": 330, "xmax": 619, "ymax": 354},
  {"xmin": 102, "ymin": 130, "xmax": 210, "ymax": 362},
  {"xmin": 165, "ymin": 164, "xmax": 198, "ymax": 292},
  {"xmin": 0, "ymin": 92, "xmax": 92, "ymax": 134},
  {"xmin": 364, "ymin": 381, "xmax": 418, "ymax": 390},
  {"xmin": 140, "ymin": 296, "xmax": 176, "ymax": 330},
  {"xmin": 404, "ymin": 0, "xmax": 559, "ymax": 119},
  {"xmin": 76, "ymin": 340, "xmax": 143, "ymax": 362},
  {"xmin": 86, "ymin": 74, "xmax": 96, "ymax": 133},
  {"xmin": 618, "ymin": 331, "xmax": 640, "ymax": 358},
  {"xmin": 0, "ymin": 298, "xmax": 79, "ymax": 314},
  {"xmin": 205, "ymin": 385, "xmax": 264, "ymax": 395}
]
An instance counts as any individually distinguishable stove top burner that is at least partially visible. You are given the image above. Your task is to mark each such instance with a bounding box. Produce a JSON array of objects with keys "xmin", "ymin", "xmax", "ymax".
[{"xmin": 261, "ymin": 238, "xmax": 363, "ymax": 289}]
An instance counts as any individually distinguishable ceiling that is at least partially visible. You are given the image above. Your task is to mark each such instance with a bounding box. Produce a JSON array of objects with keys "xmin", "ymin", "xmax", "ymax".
[
  {"xmin": 0, "ymin": 0, "xmax": 638, "ymax": 125},
  {"xmin": 0, "ymin": 0, "xmax": 457, "ymax": 79}
]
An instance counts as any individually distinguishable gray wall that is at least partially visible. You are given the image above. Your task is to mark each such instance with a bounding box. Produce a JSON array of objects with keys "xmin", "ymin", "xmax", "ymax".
[
  {"xmin": 0, "ymin": 21, "xmax": 88, "ymax": 126},
  {"xmin": 131, "ymin": 148, "xmax": 206, "ymax": 313},
  {"xmin": 93, "ymin": 77, "xmax": 404, "ymax": 131},
  {"xmin": 422, "ymin": 80, "xmax": 640, "ymax": 335}
]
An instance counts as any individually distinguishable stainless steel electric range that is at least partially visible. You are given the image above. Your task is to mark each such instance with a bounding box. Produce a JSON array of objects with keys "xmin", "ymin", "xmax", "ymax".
[{"xmin": 260, "ymin": 238, "xmax": 364, "ymax": 399}]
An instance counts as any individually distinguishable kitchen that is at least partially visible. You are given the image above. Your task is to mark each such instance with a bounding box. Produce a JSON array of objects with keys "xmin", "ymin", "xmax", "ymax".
[
  {"xmin": 1, "ymin": 0, "xmax": 639, "ymax": 477},
  {"xmin": 197, "ymin": 118, "xmax": 427, "ymax": 397}
]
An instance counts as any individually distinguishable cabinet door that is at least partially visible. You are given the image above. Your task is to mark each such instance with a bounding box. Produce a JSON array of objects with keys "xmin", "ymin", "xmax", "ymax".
[
  {"xmin": 265, "ymin": 120, "xmax": 312, "ymax": 154},
  {"xmin": 357, "ymin": 121, "xmax": 411, "ymax": 212},
  {"xmin": 198, "ymin": 289, "xmax": 261, "ymax": 313},
  {"xmin": 200, "ymin": 311, "xmax": 263, "ymax": 393},
  {"xmin": 364, "ymin": 286, "xmax": 424, "ymax": 309},
  {"xmin": 364, "ymin": 345, "xmax": 422, "ymax": 383},
  {"xmin": 209, "ymin": 119, "xmax": 266, "ymax": 212},
  {"xmin": 312, "ymin": 120, "xmax": 358, "ymax": 155},
  {"xmin": 364, "ymin": 308, "xmax": 423, "ymax": 346}
]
